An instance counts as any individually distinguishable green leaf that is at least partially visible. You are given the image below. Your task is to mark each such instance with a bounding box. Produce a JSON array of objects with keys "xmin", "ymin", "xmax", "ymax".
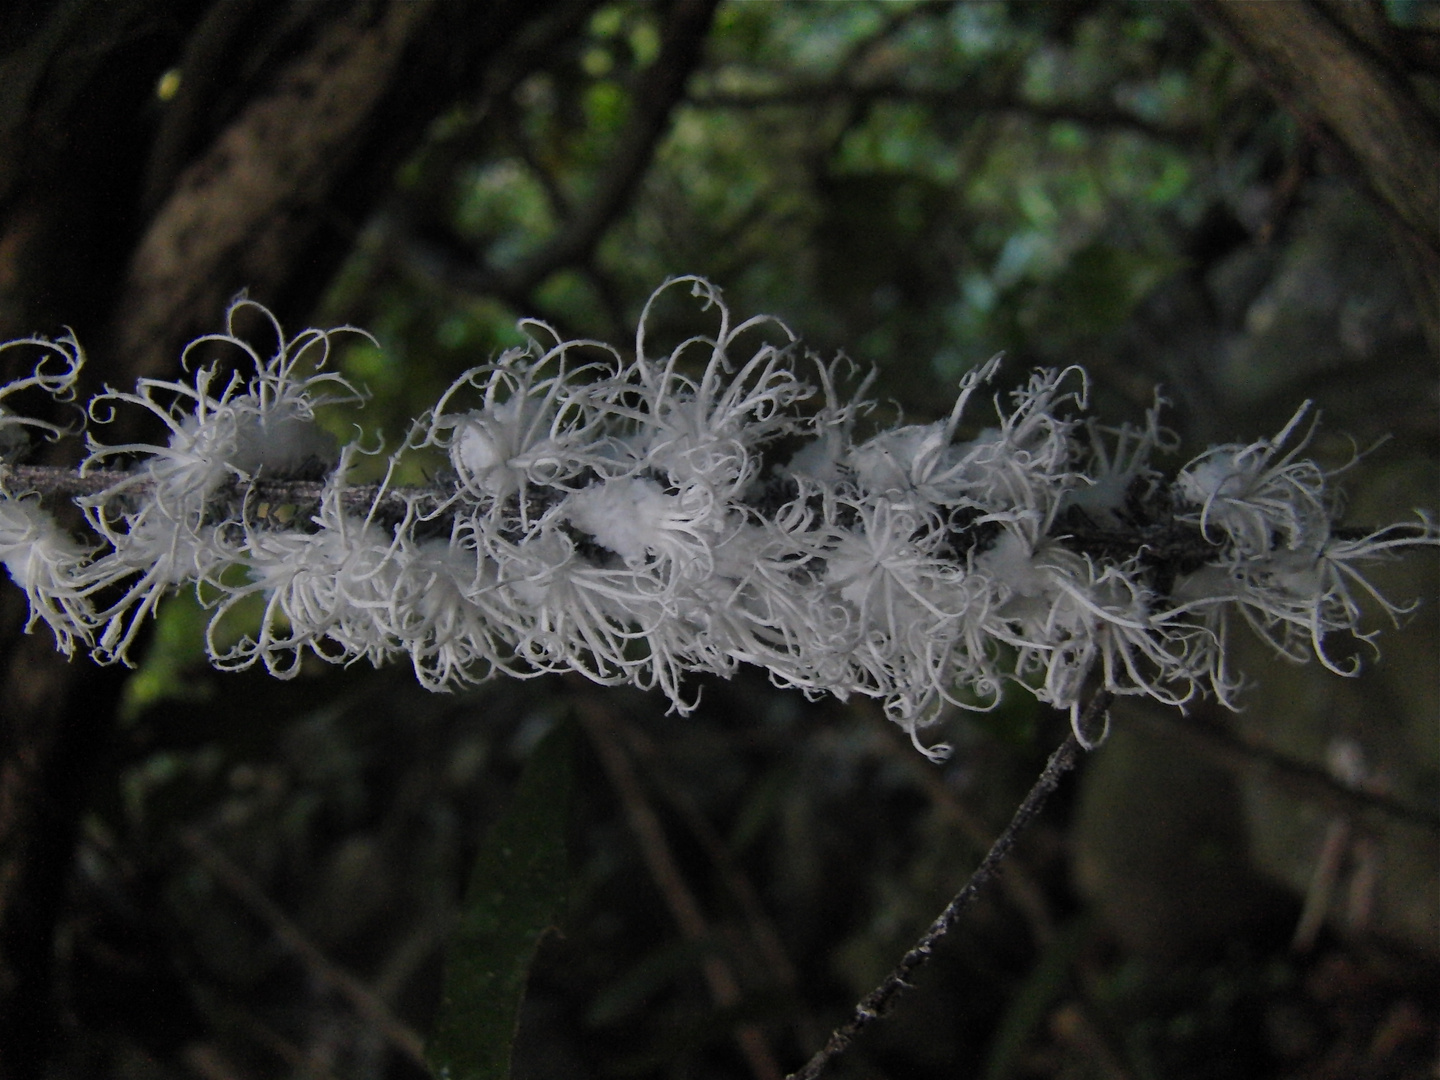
[{"xmin": 427, "ymin": 718, "xmax": 574, "ymax": 1080}]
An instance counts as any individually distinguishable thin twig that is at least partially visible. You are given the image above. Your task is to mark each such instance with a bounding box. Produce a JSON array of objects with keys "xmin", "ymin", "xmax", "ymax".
[
  {"xmin": 873, "ymin": 719, "xmax": 1058, "ymax": 947},
  {"xmin": 1135, "ymin": 708, "xmax": 1440, "ymax": 832},
  {"xmin": 2, "ymin": 463, "xmax": 443, "ymax": 522},
  {"xmin": 786, "ymin": 694, "xmax": 1108, "ymax": 1080}
]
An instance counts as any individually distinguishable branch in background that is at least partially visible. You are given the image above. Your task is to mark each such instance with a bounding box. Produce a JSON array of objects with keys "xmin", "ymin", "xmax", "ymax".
[
  {"xmin": 1138, "ymin": 708, "xmax": 1440, "ymax": 834},
  {"xmin": 180, "ymin": 830, "xmax": 430, "ymax": 1071},
  {"xmin": 138, "ymin": 0, "xmax": 287, "ymax": 219},
  {"xmin": 691, "ymin": 82, "xmax": 1200, "ymax": 144},
  {"xmin": 613, "ymin": 715, "xmax": 805, "ymax": 993},
  {"xmin": 473, "ymin": 0, "xmax": 722, "ymax": 300},
  {"xmin": 111, "ymin": 0, "xmax": 592, "ymax": 391}
]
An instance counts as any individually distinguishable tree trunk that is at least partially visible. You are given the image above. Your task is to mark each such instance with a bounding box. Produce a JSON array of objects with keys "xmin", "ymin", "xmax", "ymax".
[{"xmin": 1192, "ymin": 0, "xmax": 1440, "ymax": 356}]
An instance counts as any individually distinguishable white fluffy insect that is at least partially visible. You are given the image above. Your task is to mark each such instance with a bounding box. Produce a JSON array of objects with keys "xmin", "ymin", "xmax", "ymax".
[{"xmin": 0, "ymin": 279, "xmax": 1434, "ymax": 757}]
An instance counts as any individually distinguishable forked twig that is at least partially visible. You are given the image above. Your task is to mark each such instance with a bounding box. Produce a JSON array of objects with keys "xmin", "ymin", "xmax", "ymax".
[{"xmin": 787, "ymin": 693, "xmax": 1110, "ymax": 1080}]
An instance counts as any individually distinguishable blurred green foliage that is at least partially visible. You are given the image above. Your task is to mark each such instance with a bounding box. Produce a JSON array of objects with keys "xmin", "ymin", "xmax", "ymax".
[{"xmin": 323, "ymin": 0, "xmax": 1232, "ymax": 425}]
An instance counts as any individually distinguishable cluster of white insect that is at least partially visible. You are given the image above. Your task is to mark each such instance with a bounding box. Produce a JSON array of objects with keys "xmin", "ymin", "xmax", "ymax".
[{"xmin": 0, "ymin": 278, "xmax": 1433, "ymax": 757}]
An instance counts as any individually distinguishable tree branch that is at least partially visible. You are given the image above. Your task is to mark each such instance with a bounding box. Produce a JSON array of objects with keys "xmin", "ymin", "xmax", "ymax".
[
  {"xmin": 1, "ymin": 462, "xmax": 1245, "ymax": 583},
  {"xmin": 468, "ymin": 0, "xmax": 721, "ymax": 299}
]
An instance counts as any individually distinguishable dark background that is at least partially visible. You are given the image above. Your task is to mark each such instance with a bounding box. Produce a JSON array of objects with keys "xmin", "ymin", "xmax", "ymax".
[{"xmin": 1, "ymin": 2, "xmax": 1436, "ymax": 1078}]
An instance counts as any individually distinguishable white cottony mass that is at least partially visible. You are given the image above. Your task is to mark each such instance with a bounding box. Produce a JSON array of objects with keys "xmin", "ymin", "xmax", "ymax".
[{"xmin": 0, "ymin": 279, "xmax": 1434, "ymax": 758}]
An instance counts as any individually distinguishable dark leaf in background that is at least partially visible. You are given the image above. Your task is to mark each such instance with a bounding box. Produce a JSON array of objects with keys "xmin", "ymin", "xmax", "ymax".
[{"xmin": 428, "ymin": 718, "xmax": 573, "ymax": 1080}]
